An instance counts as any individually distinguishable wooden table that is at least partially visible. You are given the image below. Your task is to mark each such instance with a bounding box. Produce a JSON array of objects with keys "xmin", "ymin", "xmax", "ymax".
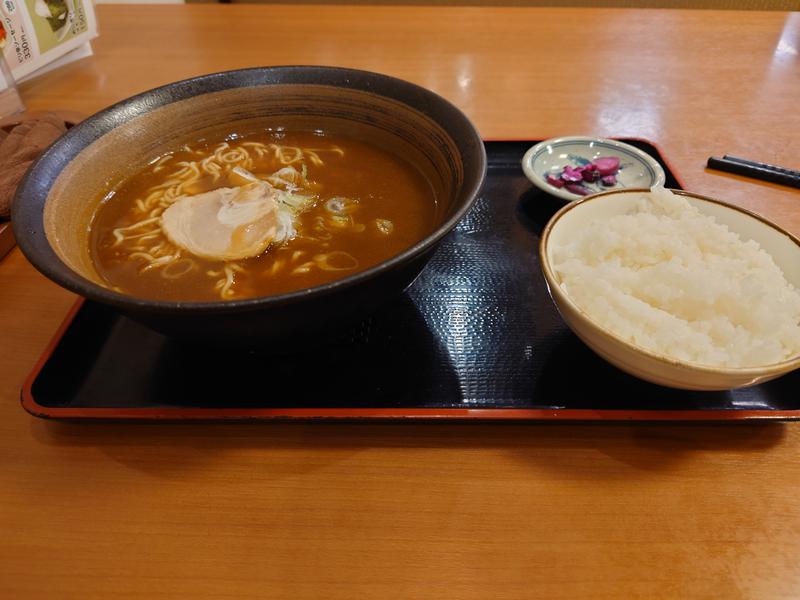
[{"xmin": 3, "ymin": 6, "xmax": 800, "ymax": 598}]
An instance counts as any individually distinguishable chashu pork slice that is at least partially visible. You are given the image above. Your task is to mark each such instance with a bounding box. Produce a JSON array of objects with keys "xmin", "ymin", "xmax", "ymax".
[{"xmin": 161, "ymin": 182, "xmax": 279, "ymax": 261}]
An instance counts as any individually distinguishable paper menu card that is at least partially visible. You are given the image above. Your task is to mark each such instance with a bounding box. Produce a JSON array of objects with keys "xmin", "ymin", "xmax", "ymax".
[{"xmin": 1, "ymin": 0, "xmax": 97, "ymax": 81}]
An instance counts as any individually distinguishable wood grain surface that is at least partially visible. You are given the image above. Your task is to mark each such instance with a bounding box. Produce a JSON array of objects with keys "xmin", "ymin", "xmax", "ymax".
[{"xmin": 2, "ymin": 5, "xmax": 800, "ymax": 599}]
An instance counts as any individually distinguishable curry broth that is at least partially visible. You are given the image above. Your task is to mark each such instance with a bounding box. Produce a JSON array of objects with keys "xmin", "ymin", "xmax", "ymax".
[{"xmin": 90, "ymin": 131, "xmax": 437, "ymax": 301}]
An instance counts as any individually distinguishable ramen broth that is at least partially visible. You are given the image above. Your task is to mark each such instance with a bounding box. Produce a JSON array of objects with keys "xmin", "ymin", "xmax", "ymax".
[{"xmin": 89, "ymin": 131, "xmax": 438, "ymax": 301}]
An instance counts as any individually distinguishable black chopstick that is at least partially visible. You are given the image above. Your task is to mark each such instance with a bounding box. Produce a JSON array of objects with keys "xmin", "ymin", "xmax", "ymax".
[{"xmin": 707, "ymin": 155, "xmax": 800, "ymax": 189}]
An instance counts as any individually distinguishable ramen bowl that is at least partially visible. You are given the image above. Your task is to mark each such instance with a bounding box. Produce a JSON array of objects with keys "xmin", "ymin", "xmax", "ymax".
[
  {"xmin": 12, "ymin": 66, "xmax": 486, "ymax": 343},
  {"xmin": 540, "ymin": 188, "xmax": 800, "ymax": 390}
]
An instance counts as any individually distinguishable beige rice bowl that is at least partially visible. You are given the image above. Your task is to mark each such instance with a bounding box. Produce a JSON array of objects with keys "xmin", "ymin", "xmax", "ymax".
[{"xmin": 540, "ymin": 187, "xmax": 800, "ymax": 390}]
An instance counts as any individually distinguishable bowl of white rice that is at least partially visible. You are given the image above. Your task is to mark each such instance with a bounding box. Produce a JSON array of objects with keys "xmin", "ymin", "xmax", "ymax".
[{"xmin": 540, "ymin": 187, "xmax": 800, "ymax": 390}]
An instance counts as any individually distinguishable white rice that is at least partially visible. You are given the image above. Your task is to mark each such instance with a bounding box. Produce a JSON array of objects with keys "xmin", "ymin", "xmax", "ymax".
[{"xmin": 552, "ymin": 188, "xmax": 800, "ymax": 368}]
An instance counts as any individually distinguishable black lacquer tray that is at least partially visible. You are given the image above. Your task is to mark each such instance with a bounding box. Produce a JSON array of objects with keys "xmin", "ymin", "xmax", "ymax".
[{"xmin": 22, "ymin": 140, "xmax": 800, "ymax": 420}]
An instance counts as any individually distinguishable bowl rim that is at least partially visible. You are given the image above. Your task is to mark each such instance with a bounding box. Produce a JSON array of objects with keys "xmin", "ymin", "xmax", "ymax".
[
  {"xmin": 12, "ymin": 65, "xmax": 487, "ymax": 314},
  {"xmin": 539, "ymin": 187, "xmax": 800, "ymax": 376},
  {"xmin": 521, "ymin": 136, "xmax": 666, "ymax": 203}
]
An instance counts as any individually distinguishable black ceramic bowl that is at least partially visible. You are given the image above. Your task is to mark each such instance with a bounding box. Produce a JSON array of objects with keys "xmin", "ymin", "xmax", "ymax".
[{"xmin": 12, "ymin": 66, "xmax": 486, "ymax": 343}]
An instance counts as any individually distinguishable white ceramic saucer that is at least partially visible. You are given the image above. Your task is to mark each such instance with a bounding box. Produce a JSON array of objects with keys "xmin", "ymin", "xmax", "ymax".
[{"xmin": 521, "ymin": 136, "xmax": 666, "ymax": 202}]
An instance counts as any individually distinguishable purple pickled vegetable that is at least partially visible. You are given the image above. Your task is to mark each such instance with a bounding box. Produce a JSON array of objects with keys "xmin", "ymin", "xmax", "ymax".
[
  {"xmin": 594, "ymin": 156, "xmax": 621, "ymax": 176},
  {"xmin": 581, "ymin": 167, "xmax": 599, "ymax": 183},
  {"xmin": 600, "ymin": 174, "xmax": 617, "ymax": 186},
  {"xmin": 565, "ymin": 183, "xmax": 591, "ymax": 195},
  {"xmin": 561, "ymin": 165, "xmax": 584, "ymax": 182},
  {"xmin": 546, "ymin": 173, "xmax": 565, "ymax": 188}
]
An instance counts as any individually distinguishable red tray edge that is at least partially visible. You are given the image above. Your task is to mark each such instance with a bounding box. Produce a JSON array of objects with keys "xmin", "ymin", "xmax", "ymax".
[
  {"xmin": 20, "ymin": 401, "xmax": 800, "ymax": 421},
  {"xmin": 23, "ymin": 138, "xmax": 800, "ymax": 422},
  {"xmin": 0, "ymin": 222, "xmax": 16, "ymax": 260}
]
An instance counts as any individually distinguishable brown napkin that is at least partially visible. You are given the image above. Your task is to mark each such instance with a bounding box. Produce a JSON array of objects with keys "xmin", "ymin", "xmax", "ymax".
[{"xmin": 0, "ymin": 113, "xmax": 68, "ymax": 218}]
